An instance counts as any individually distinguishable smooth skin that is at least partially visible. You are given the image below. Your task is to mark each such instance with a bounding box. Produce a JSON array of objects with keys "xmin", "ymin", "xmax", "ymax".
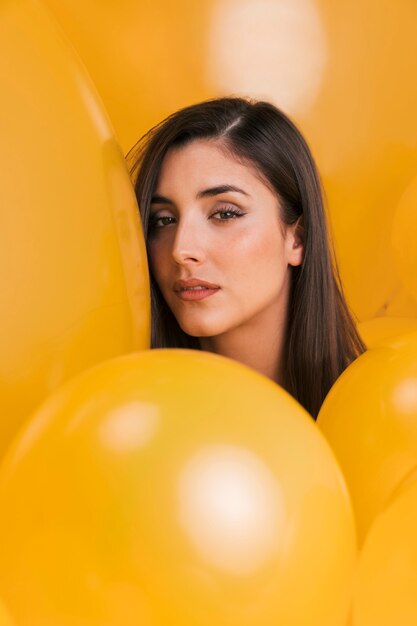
[{"xmin": 148, "ymin": 139, "xmax": 303, "ymax": 386}]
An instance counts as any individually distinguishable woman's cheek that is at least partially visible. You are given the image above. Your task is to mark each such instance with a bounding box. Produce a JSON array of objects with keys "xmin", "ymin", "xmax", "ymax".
[
  {"xmin": 223, "ymin": 224, "xmax": 282, "ymax": 263},
  {"xmin": 148, "ymin": 240, "xmax": 167, "ymax": 276}
]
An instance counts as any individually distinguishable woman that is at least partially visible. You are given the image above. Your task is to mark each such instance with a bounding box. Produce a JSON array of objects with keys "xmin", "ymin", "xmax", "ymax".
[{"xmin": 127, "ymin": 96, "xmax": 366, "ymax": 419}]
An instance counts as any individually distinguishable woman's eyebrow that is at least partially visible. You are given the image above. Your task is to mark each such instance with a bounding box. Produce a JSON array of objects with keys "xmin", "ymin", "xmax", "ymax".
[
  {"xmin": 151, "ymin": 185, "xmax": 250, "ymax": 205},
  {"xmin": 196, "ymin": 185, "xmax": 250, "ymax": 199},
  {"xmin": 150, "ymin": 194, "xmax": 173, "ymax": 205}
]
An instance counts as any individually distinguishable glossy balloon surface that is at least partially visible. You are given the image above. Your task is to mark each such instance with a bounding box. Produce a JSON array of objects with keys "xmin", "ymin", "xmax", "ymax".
[
  {"xmin": 0, "ymin": 350, "xmax": 356, "ymax": 626},
  {"xmin": 0, "ymin": 0, "xmax": 150, "ymax": 458},
  {"xmin": 352, "ymin": 478, "xmax": 417, "ymax": 626},
  {"xmin": 318, "ymin": 331, "xmax": 417, "ymax": 544}
]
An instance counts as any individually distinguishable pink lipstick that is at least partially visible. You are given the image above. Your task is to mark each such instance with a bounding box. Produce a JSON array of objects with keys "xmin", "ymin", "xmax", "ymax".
[{"xmin": 174, "ymin": 278, "xmax": 220, "ymax": 302}]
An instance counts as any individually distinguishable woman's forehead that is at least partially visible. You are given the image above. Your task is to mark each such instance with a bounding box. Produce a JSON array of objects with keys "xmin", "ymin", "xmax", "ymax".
[{"xmin": 158, "ymin": 139, "xmax": 276, "ymax": 196}]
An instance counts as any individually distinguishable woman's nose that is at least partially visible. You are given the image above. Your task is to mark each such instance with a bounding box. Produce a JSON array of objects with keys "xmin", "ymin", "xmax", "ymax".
[{"xmin": 171, "ymin": 218, "xmax": 205, "ymax": 265}]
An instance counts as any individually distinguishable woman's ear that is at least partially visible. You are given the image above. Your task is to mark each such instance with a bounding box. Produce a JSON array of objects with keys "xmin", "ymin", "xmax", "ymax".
[{"xmin": 286, "ymin": 216, "xmax": 304, "ymax": 267}]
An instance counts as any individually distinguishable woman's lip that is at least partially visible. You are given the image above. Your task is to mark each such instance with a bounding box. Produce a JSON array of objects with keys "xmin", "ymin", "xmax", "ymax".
[
  {"xmin": 174, "ymin": 278, "xmax": 220, "ymax": 291},
  {"xmin": 176, "ymin": 287, "xmax": 220, "ymax": 302}
]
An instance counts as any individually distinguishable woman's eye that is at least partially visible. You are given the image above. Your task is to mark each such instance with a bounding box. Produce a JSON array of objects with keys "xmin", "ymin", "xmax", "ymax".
[
  {"xmin": 149, "ymin": 215, "xmax": 176, "ymax": 229},
  {"xmin": 211, "ymin": 207, "xmax": 245, "ymax": 221}
]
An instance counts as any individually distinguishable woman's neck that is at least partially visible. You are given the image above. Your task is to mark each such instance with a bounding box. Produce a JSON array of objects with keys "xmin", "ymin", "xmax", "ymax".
[{"xmin": 198, "ymin": 296, "xmax": 289, "ymax": 388}]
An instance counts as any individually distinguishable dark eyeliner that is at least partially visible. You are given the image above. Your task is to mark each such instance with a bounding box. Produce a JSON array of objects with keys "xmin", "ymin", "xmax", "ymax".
[
  {"xmin": 148, "ymin": 213, "xmax": 176, "ymax": 230},
  {"xmin": 210, "ymin": 205, "xmax": 246, "ymax": 220}
]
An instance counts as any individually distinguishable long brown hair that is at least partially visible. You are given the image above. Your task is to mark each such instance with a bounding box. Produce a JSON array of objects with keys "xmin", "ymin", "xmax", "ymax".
[{"xmin": 127, "ymin": 96, "xmax": 366, "ymax": 419}]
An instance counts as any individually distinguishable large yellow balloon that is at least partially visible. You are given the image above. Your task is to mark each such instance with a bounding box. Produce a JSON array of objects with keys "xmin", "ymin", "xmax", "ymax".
[
  {"xmin": 318, "ymin": 330, "xmax": 417, "ymax": 545},
  {"xmin": 352, "ymin": 478, "xmax": 417, "ymax": 626},
  {"xmin": 0, "ymin": 0, "xmax": 150, "ymax": 458},
  {"xmin": 0, "ymin": 350, "xmax": 356, "ymax": 626},
  {"xmin": 42, "ymin": 0, "xmax": 417, "ymax": 321}
]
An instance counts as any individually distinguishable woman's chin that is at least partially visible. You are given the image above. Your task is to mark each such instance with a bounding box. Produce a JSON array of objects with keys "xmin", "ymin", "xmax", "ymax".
[
  {"xmin": 179, "ymin": 319, "xmax": 226, "ymax": 339},
  {"xmin": 181, "ymin": 325, "xmax": 214, "ymax": 338}
]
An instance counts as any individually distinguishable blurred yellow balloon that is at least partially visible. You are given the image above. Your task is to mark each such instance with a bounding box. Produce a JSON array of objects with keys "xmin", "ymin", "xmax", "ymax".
[
  {"xmin": 352, "ymin": 478, "xmax": 417, "ymax": 626},
  {"xmin": 392, "ymin": 174, "xmax": 417, "ymax": 306},
  {"xmin": 299, "ymin": 0, "xmax": 417, "ymax": 322},
  {"xmin": 0, "ymin": 350, "xmax": 356, "ymax": 626},
  {"xmin": 318, "ymin": 330, "xmax": 417, "ymax": 545},
  {"xmin": 357, "ymin": 317, "xmax": 417, "ymax": 349},
  {"xmin": 42, "ymin": 0, "xmax": 417, "ymax": 322},
  {"xmin": 0, "ymin": 0, "xmax": 150, "ymax": 458},
  {"xmin": 42, "ymin": 0, "xmax": 213, "ymax": 153},
  {"xmin": 0, "ymin": 599, "xmax": 13, "ymax": 626},
  {"xmin": 384, "ymin": 285, "xmax": 417, "ymax": 318}
]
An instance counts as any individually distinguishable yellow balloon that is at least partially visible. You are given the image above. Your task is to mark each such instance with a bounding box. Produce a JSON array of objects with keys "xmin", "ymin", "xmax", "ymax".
[
  {"xmin": 42, "ymin": 0, "xmax": 213, "ymax": 153},
  {"xmin": 0, "ymin": 599, "xmax": 13, "ymax": 626},
  {"xmin": 318, "ymin": 330, "xmax": 417, "ymax": 545},
  {"xmin": 392, "ymin": 174, "xmax": 417, "ymax": 305},
  {"xmin": 352, "ymin": 478, "xmax": 417, "ymax": 626},
  {"xmin": 357, "ymin": 317, "xmax": 417, "ymax": 349},
  {"xmin": 300, "ymin": 0, "xmax": 417, "ymax": 322},
  {"xmin": 384, "ymin": 285, "xmax": 417, "ymax": 318},
  {"xmin": 0, "ymin": 0, "xmax": 150, "ymax": 458},
  {"xmin": 42, "ymin": 0, "xmax": 417, "ymax": 321},
  {"xmin": 0, "ymin": 350, "xmax": 356, "ymax": 626}
]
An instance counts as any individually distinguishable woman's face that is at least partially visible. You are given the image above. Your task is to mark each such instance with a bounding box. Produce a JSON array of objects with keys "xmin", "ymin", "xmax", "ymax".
[{"xmin": 147, "ymin": 139, "xmax": 303, "ymax": 338}]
